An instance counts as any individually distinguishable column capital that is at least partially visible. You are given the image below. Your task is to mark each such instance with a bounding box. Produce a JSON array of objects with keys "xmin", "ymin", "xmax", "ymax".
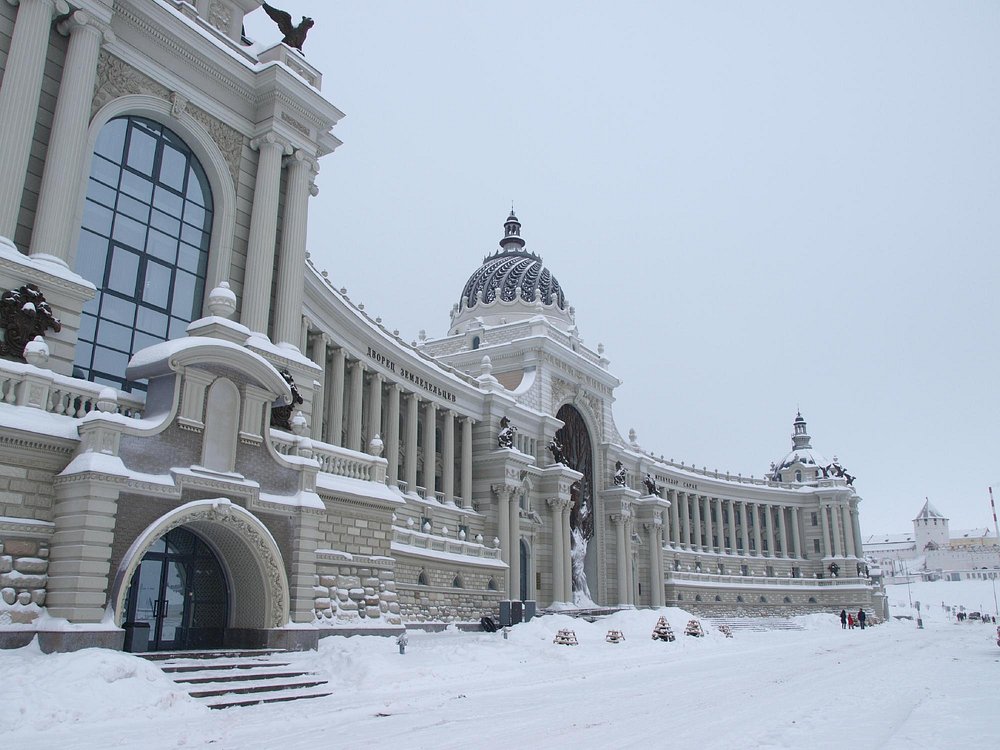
[
  {"xmin": 6, "ymin": 0, "xmax": 67, "ymax": 13},
  {"xmin": 491, "ymin": 483, "xmax": 517, "ymax": 501},
  {"xmin": 389, "ymin": 382, "xmax": 402, "ymax": 393},
  {"xmin": 283, "ymin": 147, "xmax": 318, "ymax": 171},
  {"xmin": 250, "ymin": 131, "xmax": 292, "ymax": 154},
  {"xmin": 611, "ymin": 509, "xmax": 632, "ymax": 524},
  {"xmin": 546, "ymin": 497, "xmax": 572, "ymax": 511},
  {"xmin": 56, "ymin": 9, "xmax": 111, "ymax": 41}
]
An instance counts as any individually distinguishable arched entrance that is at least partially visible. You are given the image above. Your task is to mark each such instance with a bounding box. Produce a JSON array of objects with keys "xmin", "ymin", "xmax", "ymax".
[
  {"xmin": 124, "ymin": 527, "xmax": 228, "ymax": 651},
  {"xmin": 555, "ymin": 404, "xmax": 596, "ymax": 602},
  {"xmin": 110, "ymin": 499, "xmax": 290, "ymax": 651}
]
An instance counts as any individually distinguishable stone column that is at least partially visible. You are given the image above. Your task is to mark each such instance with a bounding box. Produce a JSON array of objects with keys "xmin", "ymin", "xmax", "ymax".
[
  {"xmin": 700, "ymin": 495, "xmax": 712, "ymax": 552},
  {"xmin": 308, "ymin": 334, "xmax": 326, "ymax": 440},
  {"xmin": 764, "ymin": 505, "xmax": 776, "ymax": 558},
  {"xmin": 272, "ymin": 151, "xmax": 316, "ymax": 347},
  {"xmin": 648, "ymin": 520, "xmax": 664, "ymax": 606},
  {"xmin": 851, "ymin": 506, "xmax": 864, "ymax": 560},
  {"xmin": 461, "ymin": 417, "xmax": 473, "ymax": 508},
  {"xmin": 495, "ymin": 486, "xmax": 511, "ymax": 594},
  {"xmin": 509, "ymin": 490, "xmax": 521, "ymax": 600},
  {"xmin": 0, "ymin": 0, "xmax": 59, "ymax": 239},
  {"xmin": 241, "ymin": 134, "xmax": 289, "ymax": 335},
  {"xmin": 548, "ymin": 499, "xmax": 565, "ymax": 604},
  {"xmin": 776, "ymin": 505, "xmax": 788, "ymax": 558},
  {"xmin": 841, "ymin": 504, "xmax": 856, "ymax": 557},
  {"xmin": 790, "ymin": 506, "xmax": 802, "ymax": 558},
  {"xmin": 346, "ymin": 359, "xmax": 364, "ymax": 452},
  {"xmin": 739, "ymin": 501, "xmax": 750, "ymax": 554},
  {"xmin": 325, "ymin": 348, "xmax": 345, "ymax": 446},
  {"xmin": 669, "ymin": 489, "xmax": 680, "ymax": 547},
  {"xmin": 752, "ymin": 504, "xmax": 763, "ymax": 557},
  {"xmin": 692, "ymin": 494, "xmax": 702, "ymax": 551},
  {"xmin": 713, "ymin": 497, "xmax": 724, "ymax": 552},
  {"xmin": 613, "ymin": 513, "xmax": 629, "ymax": 606},
  {"xmin": 421, "ymin": 401, "xmax": 436, "ymax": 497},
  {"xmin": 367, "ymin": 371, "xmax": 383, "ymax": 449},
  {"xmin": 680, "ymin": 492, "xmax": 691, "ymax": 549},
  {"xmin": 820, "ymin": 504, "xmax": 833, "ymax": 557},
  {"xmin": 385, "ymin": 384, "xmax": 400, "ymax": 487},
  {"xmin": 562, "ymin": 504, "xmax": 573, "ymax": 602},
  {"xmin": 30, "ymin": 10, "xmax": 105, "ymax": 264},
  {"xmin": 404, "ymin": 393, "xmax": 419, "ymax": 494},
  {"xmin": 442, "ymin": 410, "xmax": 455, "ymax": 504},
  {"xmin": 831, "ymin": 505, "xmax": 844, "ymax": 557},
  {"xmin": 661, "ymin": 497, "xmax": 671, "ymax": 546},
  {"xmin": 726, "ymin": 500, "xmax": 738, "ymax": 553}
]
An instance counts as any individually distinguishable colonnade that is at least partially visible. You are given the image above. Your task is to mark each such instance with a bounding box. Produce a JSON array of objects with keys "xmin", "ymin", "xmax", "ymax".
[
  {"xmin": 663, "ymin": 489, "xmax": 862, "ymax": 560},
  {"xmin": 308, "ymin": 335, "xmax": 474, "ymax": 505}
]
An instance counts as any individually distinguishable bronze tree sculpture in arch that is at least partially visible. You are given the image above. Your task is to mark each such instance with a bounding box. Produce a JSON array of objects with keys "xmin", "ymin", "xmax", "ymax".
[{"xmin": 555, "ymin": 404, "xmax": 594, "ymax": 593}]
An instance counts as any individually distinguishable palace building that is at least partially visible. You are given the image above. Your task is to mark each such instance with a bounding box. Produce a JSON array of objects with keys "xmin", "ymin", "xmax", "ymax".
[{"xmin": 0, "ymin": 1, "xmax": 878, "ymax": 653}]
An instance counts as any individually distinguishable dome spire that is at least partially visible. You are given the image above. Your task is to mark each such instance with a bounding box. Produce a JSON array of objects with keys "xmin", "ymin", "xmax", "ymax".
[
  {"xmin": 791, "ymin": 411, "xmax": 812, "ymax": 450},
  {"xmin": 500, "ymin": 208, "xmax": 526, "ymax": 253}
]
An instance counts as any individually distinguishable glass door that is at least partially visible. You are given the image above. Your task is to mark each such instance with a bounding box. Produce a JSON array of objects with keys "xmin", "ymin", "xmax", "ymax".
[{"xmin": 125, "ymin": 527, "xmax": 228, "ymax": 651}]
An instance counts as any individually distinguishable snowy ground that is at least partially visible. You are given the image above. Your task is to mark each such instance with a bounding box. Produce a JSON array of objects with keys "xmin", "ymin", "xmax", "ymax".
[{"xmin": 3, "ymin": 579, "xmax": 998, "ymax": 750}]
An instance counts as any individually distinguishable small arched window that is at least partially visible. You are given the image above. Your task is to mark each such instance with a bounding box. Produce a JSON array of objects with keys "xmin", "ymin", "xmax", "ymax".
[
  {"xmin": 795, "ymin": 470, "xmax": 802, "ymax": 482},
  {"xmin": 452, "ymin": 574, "xmax": 463, "ymax": 588},
  {"xmin": 471, "ymin": 335, "xmax": 480, "ymax": 350},
  {"xmin": 808, "ymin": 597, "xmax": 817, "ymax": 603},
  {"xmin": 783, "ymin": 596, "xmax": 791, "ymax": 603},
  {"xmin": 714, "ymin": 595, "xmax": 721, "ymax": 602},
  {"xmin": 417, "ymin": 571, "xmax": 429, "ymax": 586},
  {"xmin": 487, "ymin": 577, "xmax": 497, "ymax": 591},
  {"xmin": 736, "ymin": 595, "xmax": 744, "ymax": 603},
  {"xmin": 695, "ymin": 594, "xmax": 702, "ymax": 602},
  {"xmin": 759, "ymin": 596, "xmax": 767, "ymax": 603}
]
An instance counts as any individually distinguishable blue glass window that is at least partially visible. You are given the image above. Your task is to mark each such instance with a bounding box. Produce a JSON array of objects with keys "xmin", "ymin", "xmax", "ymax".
[{"xmin": 73, "ymin": 117, "xmax": 214, "ymax": 391}]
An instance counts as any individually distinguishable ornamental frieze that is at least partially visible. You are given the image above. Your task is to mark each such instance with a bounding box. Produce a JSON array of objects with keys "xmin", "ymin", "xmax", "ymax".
[{"xmin": 92, "ymin": 52, "xmax": 245, "ymax": 185}]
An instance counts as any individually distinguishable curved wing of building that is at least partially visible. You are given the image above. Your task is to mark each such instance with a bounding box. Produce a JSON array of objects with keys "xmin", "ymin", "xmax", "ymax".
[{"xmin": 0, "ymin": 1, "xmax": 878, "ymax": 653}]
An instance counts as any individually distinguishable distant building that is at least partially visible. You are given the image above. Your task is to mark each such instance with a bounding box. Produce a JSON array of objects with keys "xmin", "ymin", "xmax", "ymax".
[{"xmin": 862, "ymin": 500, "xmax": 1000, "ymax": 580}]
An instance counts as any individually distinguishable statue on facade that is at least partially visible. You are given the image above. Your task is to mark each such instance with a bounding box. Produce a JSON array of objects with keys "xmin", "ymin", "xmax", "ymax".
[
  {"xmin": 547, "ymin": 438, "xmax": 567, "ymax": 465},
  {"xmin": 0, "ymin": 283, "xmax": 61, "ymax": 362},
  {"xmin": 497, "ymin": 416, "xmax": 516, "ymax": 449},
  {"xmin": 824, "ymin": 461, "xmax": 856, "ymax": 486},
  {"xmin": 642, "ymin": 473, "xmax": 659, "ymax": 496},
  {"xmin": 270, "ymin": 369, "xmax": 304, "ymax": 430},
  {"xmin": 613, "ymin": 460, "xmax": 627, "ymax": 487},
  {"xmin": 261, "ymin": 2, "xmax": 314, "ymax": 52}
]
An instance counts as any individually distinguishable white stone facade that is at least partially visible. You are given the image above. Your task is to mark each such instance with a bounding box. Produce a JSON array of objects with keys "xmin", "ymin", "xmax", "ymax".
[{"xmin": 0, "ymin": 1, "xmax": 877, "ymax": 653}]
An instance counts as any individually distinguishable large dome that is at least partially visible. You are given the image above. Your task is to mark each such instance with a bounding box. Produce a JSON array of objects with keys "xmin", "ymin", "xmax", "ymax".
[{"xmin": 450, "ymin": 212, "xmax": 573, "ymax": 332}]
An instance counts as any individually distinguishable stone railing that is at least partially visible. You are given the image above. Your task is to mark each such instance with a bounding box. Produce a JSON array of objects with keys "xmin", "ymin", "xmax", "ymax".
[
  {"xmin": 0, "ymin": 360, "xmax": 144, "ymax": 418},
  {"xmin": 392, "ymin": 527, "xmax": 503, "ymax": 561},
  {"xmin": 269, "ymin": 432, "xmax": 387, "ymax": 483},
  {"xmin": 666, "ymin": 570, "xmax": 870, "ymax": 588}
]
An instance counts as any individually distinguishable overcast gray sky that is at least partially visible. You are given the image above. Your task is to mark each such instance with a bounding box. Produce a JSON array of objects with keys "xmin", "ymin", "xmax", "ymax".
[{"xmin": 245, "ymin": 2, "xmax": 999, "ymax": 535}]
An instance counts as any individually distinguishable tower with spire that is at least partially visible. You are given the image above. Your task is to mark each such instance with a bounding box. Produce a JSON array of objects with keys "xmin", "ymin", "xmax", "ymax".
[{"xmin": 913, "ymin": 499, "xmax": 949, "ymax": 552}]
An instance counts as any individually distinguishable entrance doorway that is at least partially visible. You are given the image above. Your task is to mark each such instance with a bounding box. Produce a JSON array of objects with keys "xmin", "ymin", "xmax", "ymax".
[{"xmin": 124, "ymin": 527, "xmax": 229, "ymax": 651}]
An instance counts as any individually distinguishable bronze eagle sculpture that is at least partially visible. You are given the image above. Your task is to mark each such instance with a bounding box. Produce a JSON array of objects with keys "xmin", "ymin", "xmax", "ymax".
[{"xmin": 261, "ymin": 2, "xmax": 314, "ymax": 53}]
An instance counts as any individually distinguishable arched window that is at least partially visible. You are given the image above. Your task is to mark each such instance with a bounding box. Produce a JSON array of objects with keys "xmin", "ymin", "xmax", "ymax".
[
  {"xmin": 694, "ymin": 594, "xmax": 702, "ymax": 602},
  {"xmin": 417, "ymin": 571, "xmax": 429, "ymax": 586},
  {"xmin": 487, "ymin": 577, "xmax": 497, "ymax": 591},
  {"xmin": 795, "ymin": 470, "xmax": 802, "ymax": 482},
  {"xmin": 73, "ymin": 116, "xmax": 214, "ymax": 391},
  {"xmin": 783, "ymin": 596, "xmax": 791, "ymax": 603},
  {"xmin": 471, "ymin": 335, "xmax": 480, "ymax": 350},
  {"xmin": 736, "ymin": 595, "xmax": 744, "ymax": 603},
  {"xmin": 808, "ymin": 596, "xmax": 817, "ymax": 603},
  {"xmin": 714, "ymin": 595, "xmax": 721, "ymax": 602},
  {"xmin": 452, "ymin": 574, "xmax": 463, "ymax": 588}
]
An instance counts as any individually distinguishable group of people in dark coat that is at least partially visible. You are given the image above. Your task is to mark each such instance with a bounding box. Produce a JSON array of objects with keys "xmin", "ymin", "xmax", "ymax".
[{"xmin": 840, "ymin": 608, "xmax": 867, "ymax": 630}]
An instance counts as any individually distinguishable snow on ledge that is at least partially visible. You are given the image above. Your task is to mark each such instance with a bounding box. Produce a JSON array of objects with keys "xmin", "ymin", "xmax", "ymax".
[{"xmin": 391, "ymin": 541, "xmax": 508, "ymax": 569}]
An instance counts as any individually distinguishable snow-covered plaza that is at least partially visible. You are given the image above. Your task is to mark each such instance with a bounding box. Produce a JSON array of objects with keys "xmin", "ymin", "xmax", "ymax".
[{"xmin": 3, "ymin": 579, "xmax": 997, "ymax": 750}]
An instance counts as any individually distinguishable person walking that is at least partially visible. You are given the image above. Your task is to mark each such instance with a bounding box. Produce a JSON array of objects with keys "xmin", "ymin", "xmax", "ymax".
[
  {"xmin": 840, "ymin": 609, "xmax": 847, "ymax": 629},
  {"xmin": 858, "ymin": 608, "xmax": 866, "ymax": 630},
  {"xmin": 848, "ymin": 613, "xmax": 855, "ymax": 629}
]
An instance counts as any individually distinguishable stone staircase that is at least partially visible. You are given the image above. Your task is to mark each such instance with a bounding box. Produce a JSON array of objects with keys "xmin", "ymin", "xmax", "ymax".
[
  {"xmin": 703, "ymin": 616, "xmax": 805, "ymax": 633},
  {"xmin": 139, "ymin": 649, "xmax": 332, "ymax": 709}
]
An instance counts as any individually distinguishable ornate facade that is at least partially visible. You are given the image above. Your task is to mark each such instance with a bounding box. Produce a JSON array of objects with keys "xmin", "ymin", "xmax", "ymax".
[{"xmin": 0, "ymin": 1, "xmax": 876, "ymax": 653}]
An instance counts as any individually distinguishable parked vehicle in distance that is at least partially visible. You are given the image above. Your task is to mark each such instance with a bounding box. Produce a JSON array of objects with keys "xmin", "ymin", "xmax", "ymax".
[{"xmin": 968, "ymin": 612, "xmax": 981, "ymax": 621}]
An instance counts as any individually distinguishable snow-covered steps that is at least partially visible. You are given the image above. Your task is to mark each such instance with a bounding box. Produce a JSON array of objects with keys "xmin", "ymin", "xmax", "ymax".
[
  {"xmin": 703, "ymin": 617, "xmax": 806, "ymax": 633},
  {"xmin": 138, "ymin": 650, "xmax": 332, "ymax": 710}
]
